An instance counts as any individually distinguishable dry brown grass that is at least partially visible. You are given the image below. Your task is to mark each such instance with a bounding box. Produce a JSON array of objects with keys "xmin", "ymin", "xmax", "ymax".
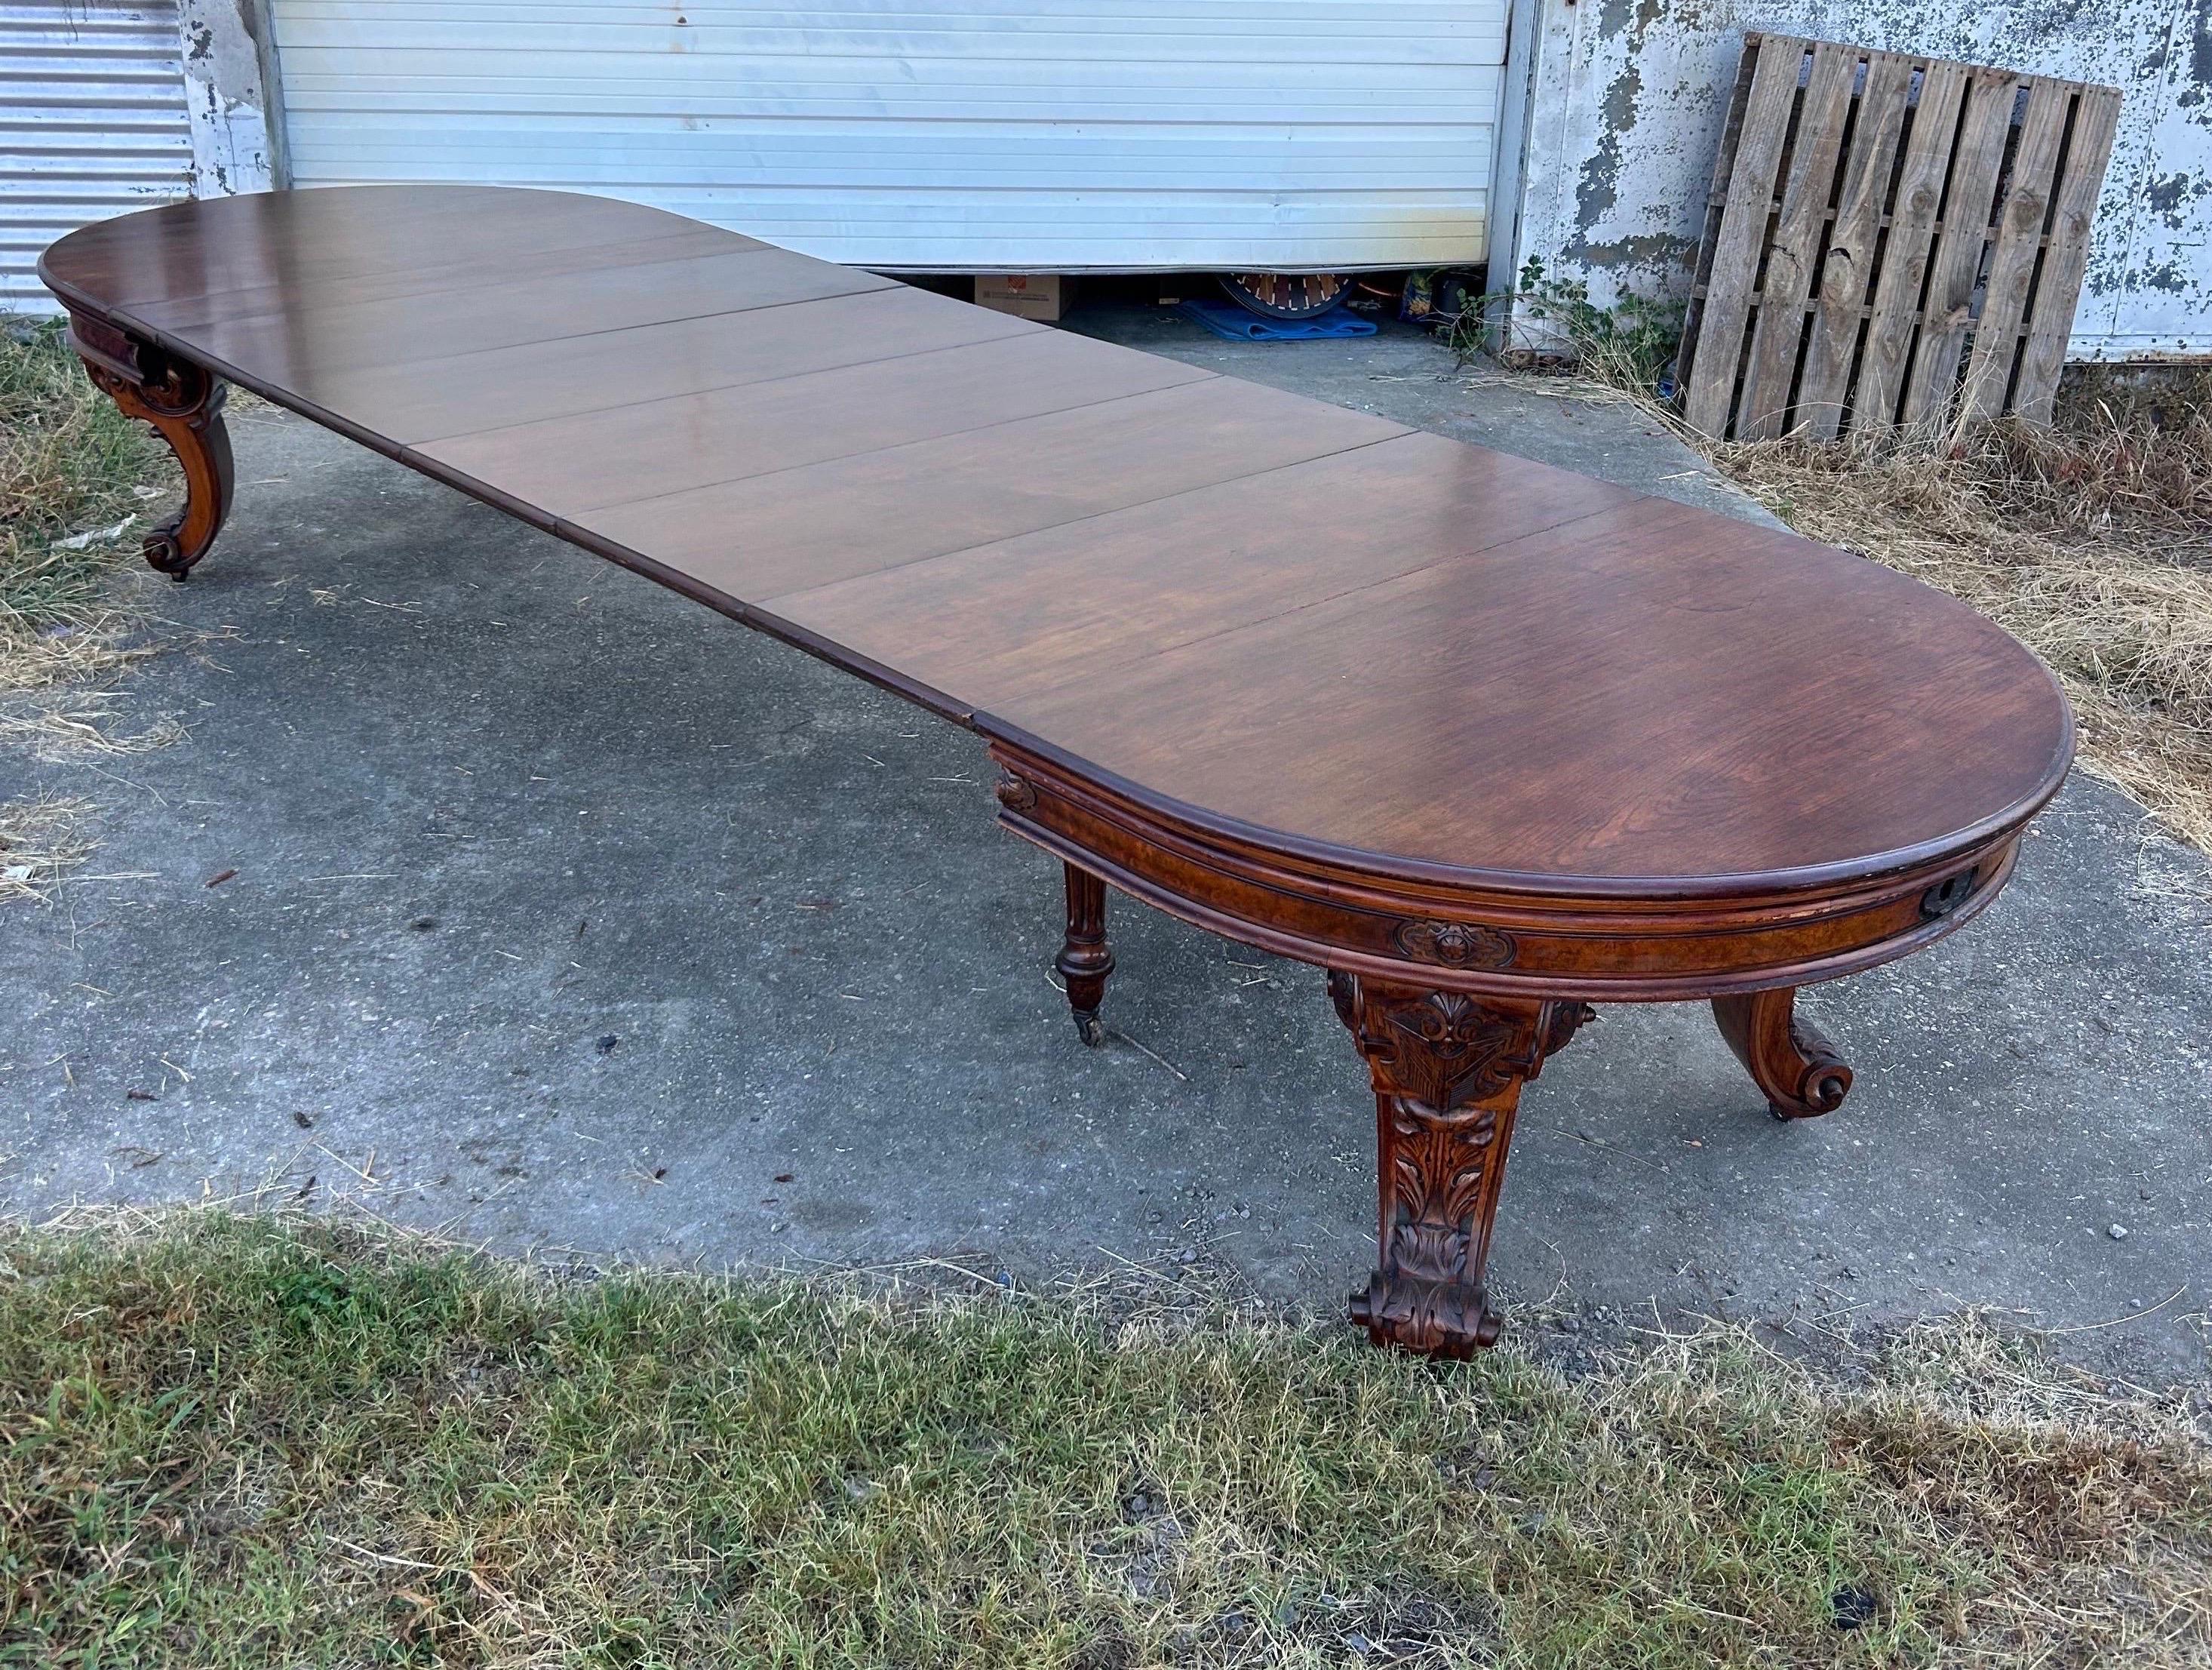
[
  {"xmin": 0, "ymin": 791, "xmax": 95, "ymax": 904},
  {"xmin": 0, "ymin": 687, "xmax": 186, "ymax": 761},
  {"xmin": 2, "ymin": 318, "xmax": 180, "ymax": 903},
  {"xmin": 1713, "ymin": 410, "xmax": 2212, "ymax": 853},
  {"xmin": 0, "ymin": 318, "xmax": 173, "ymax": 693}
]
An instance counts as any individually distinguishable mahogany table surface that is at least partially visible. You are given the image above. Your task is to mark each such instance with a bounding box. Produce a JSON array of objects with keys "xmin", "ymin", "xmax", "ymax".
[
  {"xmin": 45, "ymin": 183, "xmax": 2075, "ymax": 1358},
  {"xmin": 40, "ymin": 184, "xmax": 2070, "ymax": 906}
]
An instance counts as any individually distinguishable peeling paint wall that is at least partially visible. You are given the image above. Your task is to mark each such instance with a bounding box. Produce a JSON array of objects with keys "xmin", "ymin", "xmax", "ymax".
[
  {"xmin": 179, "ymin": 0, "xmax": 284, "ymax": 195},
  {"xmin": 1502, "ymin": 0, "xmax": 2210, "ymax": 358}
]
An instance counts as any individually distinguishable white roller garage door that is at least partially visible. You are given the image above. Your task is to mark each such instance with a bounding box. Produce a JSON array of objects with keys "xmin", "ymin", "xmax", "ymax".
[{"xmin": 267, "ymin": 0, "xmax": 1504, "ymax": 271}]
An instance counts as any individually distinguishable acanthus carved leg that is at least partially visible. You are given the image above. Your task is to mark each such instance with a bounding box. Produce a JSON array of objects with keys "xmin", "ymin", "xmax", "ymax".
[
  {"xmin": 1055, "ymin": 862, "xmax": 1114, "ymax": 1047},
  {"xmin": 1710, "ymin": 986, "xmax": 1851, "ymax": 1120},
  {"xmin": 66, "ymin": 313, "xmax": 234, "ymax": 581},
  {"xmin": 1330, "ymin": 971, "xmax": 1592, "ymax": 1355}
]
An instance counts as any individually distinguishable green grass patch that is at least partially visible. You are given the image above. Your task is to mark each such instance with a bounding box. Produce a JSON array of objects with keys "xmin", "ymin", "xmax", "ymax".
[
  {"xmin": 0, "ymin": 1213, "xmax": 2204, "ymax": 1666},
  {"xmin": 0, "ymin": 317, "xmax": 171, "ymax": 690}
]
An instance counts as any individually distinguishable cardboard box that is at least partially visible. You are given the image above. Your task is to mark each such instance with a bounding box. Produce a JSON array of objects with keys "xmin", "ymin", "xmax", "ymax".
[{"xmin": 974, "ymin": 273, "xmax": 1069, "ymax": 321}]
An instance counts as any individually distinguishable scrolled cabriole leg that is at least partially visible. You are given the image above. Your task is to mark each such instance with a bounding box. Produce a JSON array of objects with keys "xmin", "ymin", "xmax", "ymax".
[
  {"xmin": 1055, "ymin": 862, "xmax": 1114, "ymax": 1047},
  {"xmin": 66, "ymin": 312, "xmax": 234, "ymax": 581},
  {"xmin": 1710, "ymin": 986, "xmax": 1852, "ymax": 1121},
  {"xmin": 1330, "ymin": 971, "xmax": 1593, "ymax": 1356}
]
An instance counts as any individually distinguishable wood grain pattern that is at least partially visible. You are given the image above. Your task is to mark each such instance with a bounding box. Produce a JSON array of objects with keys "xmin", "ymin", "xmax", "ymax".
[
  {"xmin": 576, "ymin": 376, "xmax": 1406, "ymax": 609},
  {"xmin": 1674, "ymin": 41, "xmax": 1763, "ymax": 402},
  {"xmin": 329, "ymin": 287, "xmax": 1040, "ymax": 447},
  {"xmin": 1796, "ymin": 51, "xmax": 1913, "ymax": 439},
  {"xmin": 1055, "ymin": 863, "xmax": 1114, "ymax": 1047},
  {"xmin": 767, "ymin": 432, "xmax": 1637, "ymax": 716},
  {"xmin": 177, "ymin": 248, "xmax": 897, "ymax": 388},
  {"xmin": 2011, "ymin": 88, "xmax": 2124, "ymax": 425},
  {"xmin": 1711, "ymin": 987, "xmax": 1853, "ymax": 1118},
  {"xmin": 64, "ymin": 315, "xmax": 233, "ymax": 580},
  {"xmin": 418, "ymin": 329, "xmax": 1215, "ymax": 518},
  {"xmin": 1333, "ymin": 973, "xmax": 1591, "ymax": 1355},
  {"xmin": 43, "ymin": 184, "xmax": 2074, "ymax": 1358},
  {"xmin": 972, "ymin": 497, "xmax": 2067, "ymax": 886},
  {"xmin": 1682, "ymin": 35, "xmax": 1804, "ymax": 437},
  {"xmin": 1959, "ymin": 79, "xmax": 2073, "ymax": 420},
  {"xmin": 46, "ymin": 185, "xmax": 741, "ymax": 319},
  {"xmin": 1735, "ymin": 40, "xmax": 1857, "ymax": 441},
  {"xmin": 1853, "ymin": 60, "xmax": 1971, "ymax": 429},
  {"xmin": 125, "ymin": 227, "xmax": 742, "ymax": 335},
  {"xmin": 1900, "ymin": 68, "xmax": 2021, "ymax": 427}
]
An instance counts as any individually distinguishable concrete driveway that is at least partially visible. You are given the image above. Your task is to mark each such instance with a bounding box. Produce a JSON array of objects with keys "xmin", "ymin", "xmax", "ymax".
[{"xmin": 5, "ymin": 305, "xmax": 2208, "ymax": 1380}]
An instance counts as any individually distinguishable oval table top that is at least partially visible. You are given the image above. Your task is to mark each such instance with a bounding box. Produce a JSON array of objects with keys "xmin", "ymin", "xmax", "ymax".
[{"xmin": 43, "ymin": 184, "xmax": 2072, "ymax": 899}]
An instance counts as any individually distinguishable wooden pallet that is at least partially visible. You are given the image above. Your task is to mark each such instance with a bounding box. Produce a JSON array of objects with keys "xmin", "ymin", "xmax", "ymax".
[{"xmin": 1676, "ymin": 33, "xmax": 2121, "ymax": 441}]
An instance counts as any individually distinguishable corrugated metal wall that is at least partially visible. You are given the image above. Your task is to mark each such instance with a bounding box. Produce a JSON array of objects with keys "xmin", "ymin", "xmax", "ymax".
[
  {"xmin": 268, "ymin": 0, "xmax": 1504, "ymax": 271},
  {"xmin": 4, "ymin": 0, "xmax": 194, "ymax": 312}
]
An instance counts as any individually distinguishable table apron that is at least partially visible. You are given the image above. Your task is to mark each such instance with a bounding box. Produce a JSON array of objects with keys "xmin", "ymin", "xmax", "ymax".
[{"xmin": 990, "ymin": 743, "xmax": 2023, "ymax": 1002}]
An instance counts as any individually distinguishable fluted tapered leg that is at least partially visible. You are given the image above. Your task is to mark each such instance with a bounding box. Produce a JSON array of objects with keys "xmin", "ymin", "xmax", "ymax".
[{"xmin": 1055, "ymin": 863, "xmax": 1114, "ymax": 1047}]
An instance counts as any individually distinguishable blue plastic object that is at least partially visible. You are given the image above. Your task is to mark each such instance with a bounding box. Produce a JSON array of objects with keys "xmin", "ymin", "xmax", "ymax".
[{"xmin": 1176, "ymin": 298, "xmax": 1379, "ymax": 342}]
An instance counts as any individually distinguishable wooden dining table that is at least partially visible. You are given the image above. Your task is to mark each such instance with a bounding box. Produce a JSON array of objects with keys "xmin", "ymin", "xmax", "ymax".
[{"xmin": 41, "ymin": 185, "xmax": 2072, "ymax": 1356}]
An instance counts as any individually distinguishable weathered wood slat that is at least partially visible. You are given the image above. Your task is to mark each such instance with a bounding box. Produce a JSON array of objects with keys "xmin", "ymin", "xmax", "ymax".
[
  {"xmin": 1852, "ymin": 61, "xmax": 1971, "ymax": 430},
  {"xmin": 2011, "ymin": 85, "xmax": 2122, "ymax": 424},
  {"xmin": 1676, "ymin": 36, "xmax": 1763, "ymax": 399},
  {"xmin": 1682, "ymin": 35, "xmax": 1805, "ymax": 437},
  {"xmin": 1796, "ymin": 51, "xmax": 1913, "ymax": 439},
  {"xmin": 1675, "ymin": 34, "xmax": 2121, "ymax": 439},
  {"xmin": 1899, "ymin": 68, "xmax": 2018, "ymax": 426},
  {"xmin": 1961, "ymin": 80, "xmax": 2073, "ymax": 419},
  {"xmin": 1737, "ymin": 42, "xmax": 1858, "ymax": 440}
]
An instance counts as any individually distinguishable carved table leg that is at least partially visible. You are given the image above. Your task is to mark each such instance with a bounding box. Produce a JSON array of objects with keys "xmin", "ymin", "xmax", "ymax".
[
  {"xmin": 1331, "ymin": 971, "xmax": 1592, "ymax": 1355},
  {"xmin": 1055, "ymin": 863, "xmax": 1114, "ymax": 1047},
  {"xmin": 66, "ymin": 315, "xmax": 234, "ymax": 580},
  {"xmin": 1710, "ymin": 987, "xmax": 1852, "ymax": 1120}
]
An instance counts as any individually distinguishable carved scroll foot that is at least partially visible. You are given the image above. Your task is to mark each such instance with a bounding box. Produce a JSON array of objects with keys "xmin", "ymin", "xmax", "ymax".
[
  {"xmin": 1330, "ymin": 972, "xmax": 1592, "ymax": 1355},
  {"xmin": 1711, "ymin": 987, "xmax": 1852, "ymax": 1121},
  {"xmin": 66, "ymin": 314, "xmax": 234, "ymax": 581},
  {"xmin": 1055, "ymin": 863, "xmax": 1114, "ymax": 1047}
]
